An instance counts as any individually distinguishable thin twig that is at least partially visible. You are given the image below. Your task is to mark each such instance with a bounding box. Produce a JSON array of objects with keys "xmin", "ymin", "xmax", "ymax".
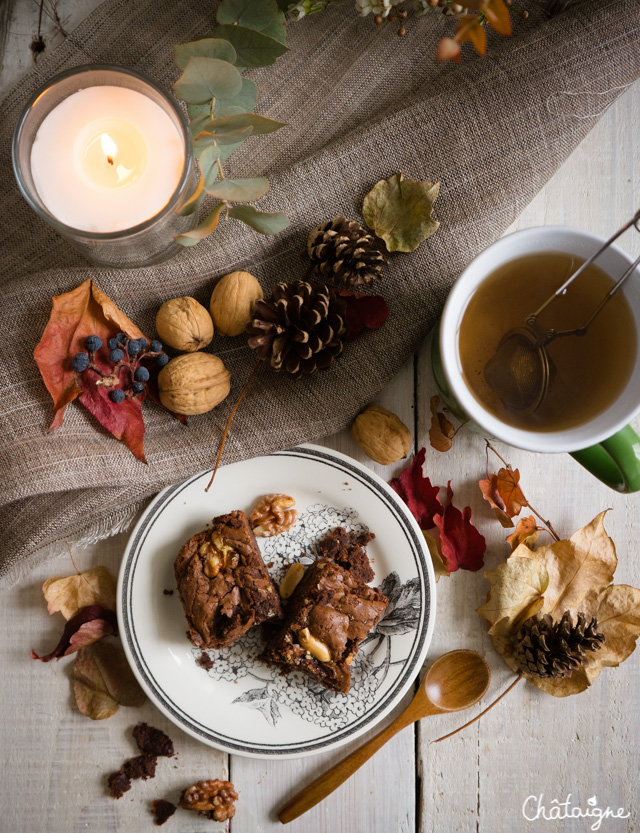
[
  {"xmin": 431, "ymin": 674, "xmax": 523, "ymax": 744},
  {"xmin": 485, "ymin": 439, "xmax": 561, "ymax": 542},
  {"xmin": 205, "ymin": 361, "xmax": 262, "ymax": 493}
]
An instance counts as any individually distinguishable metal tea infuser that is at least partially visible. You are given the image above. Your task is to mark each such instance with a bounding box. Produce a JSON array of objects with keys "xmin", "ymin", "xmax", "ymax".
[{"xmin": 484, "ymin": 209, "xmax": 640, "ymax": 415}]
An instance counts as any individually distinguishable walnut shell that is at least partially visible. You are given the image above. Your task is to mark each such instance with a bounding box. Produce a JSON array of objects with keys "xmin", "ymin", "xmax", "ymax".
[
  {"xmin": 352, "ymin": 404, "xmax": 411, "ymax": 465},
  {"xmin": 155, "ymin": 296, "xmax": 214, "ymax": 352},
  {"xmin": 209, "ymin": 270, "xmax": 263, "ymax": 337},
  {"xmin": 158, "ymin": 352, "xmax": 230, "ymax": 415}
]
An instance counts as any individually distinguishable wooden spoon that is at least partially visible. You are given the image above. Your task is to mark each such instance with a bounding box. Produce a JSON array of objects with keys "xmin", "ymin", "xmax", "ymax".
[{"xmin": 278, "ymin": 649, "xmax": 491, "ymax": 824}]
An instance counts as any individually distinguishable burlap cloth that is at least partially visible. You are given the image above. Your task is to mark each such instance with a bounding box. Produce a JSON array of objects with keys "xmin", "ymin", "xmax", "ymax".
[{"xmin": 0, "ymin": 0, "xmax": 638, "ymax": 581}]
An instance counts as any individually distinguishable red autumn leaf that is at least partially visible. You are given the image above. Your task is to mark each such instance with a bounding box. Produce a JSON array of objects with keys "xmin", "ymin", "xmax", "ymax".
[
  {"xmin": 506, "ymin": 514, "xmax": 540, "ymax": 551},
  {"xmin": 436, "ymin": 37, "xmax": 462, "ymax": 63},
  {"xmin": 433, "ymin": 481, "xmax": 486, "ymax": 573},
  {"xmin": 429, "ymin": 395, "xmax": 456, "ymax": 453},
  {"xmin": 479, "ymin": 473, "xmax": 514, "ymax": 528},
  {"xmin": 455, "ymin": 15, "xmax": 487, "ymax": 55},
  {"xmin": 33, "ymin": 279, "xmax": 184, "ymax": 463},
  {"xmin": 482, "ymin": 0, "xmax": 512, "ymax": 36},
  {"xmin": 390, "ymin": 447, "xmax": 441, "ymax": 530},
  {"xmin": 334, "ymin": 288, "xmax": 389, "ymax": 343},
  {"xmin": 30, "ymin": 605, "xmax": 118, "ymax": 662},
  {"xmin": 496, "ymin": 467, "xmax": 527, "ymax": 516}
]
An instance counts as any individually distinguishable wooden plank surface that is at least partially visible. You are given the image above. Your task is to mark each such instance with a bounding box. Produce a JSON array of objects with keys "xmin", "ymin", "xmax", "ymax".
[{"xmin": 1, "ymin": 3, "xmax": 639, "ymax": 832}]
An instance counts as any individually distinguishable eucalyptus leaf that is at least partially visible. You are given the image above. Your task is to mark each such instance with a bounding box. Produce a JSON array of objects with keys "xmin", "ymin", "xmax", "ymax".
[
  {"xmin": 218, "ymin": 139, "xmax": 245, "ymax": 165},
  {"xmin": 192, "ymin": 131, "xmax": 216, "ymax": 151},
  {"xmin": 175, "ymin": 203, "xmax": 224, "ymax": 247},
  {"xmin": 217, "ymin": 0, "xmax": 280, "ymax": 31},
  {"xmin": 229, "ymin": 204, "xmax": 289, "ymax": 234},
  {"xmin": 362, "ymin": 172, "xmax": 440, "ymax": 253},
  {"xmin": 208, "ymin": 112, "xmax": 286, "ymax": 135},
  {"xmin": 174, "ymin": 38, "xmax": 237, "ymax": 71},
  {"xmin": 206, "ymin": 177, "xmax": 270, "ymax": 202},
  {"xmin": 176, "ymin": 172, "xmax": 205, "ymax": 217},
  {"xmin": 189, "ymin": 113, "xmax": 212, "ymax": 139},
  {"xmin": 214, "ymin": 24, "xmax": 288, "ymax": 67},
  {"xmin": 200, "ymin": 144, "xmax": 222, "ymax": 186},
  {"xmin": 261, "ymin": 10, "xmax": 287, "ymax": 44},
  {"xmin": 173, "ymin": 56, "xmax": 243, "ymax": 104},
  {"xmin": 214, "ymin": 104, "xmax": 247, "ymax": 119},
  {"xmin": 187, "ymin": 102, "xmax": 210, "ymax": 120},
  {"xmin": 215, "ymin": 76, "xmax": 258, "ymax": 115},
  {"xmin": 214, "ymin": 126, "xmax": 253, "ymax": 145}
]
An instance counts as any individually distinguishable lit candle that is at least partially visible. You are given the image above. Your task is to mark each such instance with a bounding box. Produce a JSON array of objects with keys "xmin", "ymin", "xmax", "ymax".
[{"xmin": 30, "ymin": 86, "xmax": 185, "ymax": 233}]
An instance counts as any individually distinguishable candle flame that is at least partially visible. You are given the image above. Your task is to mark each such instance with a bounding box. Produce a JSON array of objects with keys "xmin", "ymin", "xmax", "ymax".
[{"xmin": 100, "ymin": 133, "xmax": 118, "ymax": 166}]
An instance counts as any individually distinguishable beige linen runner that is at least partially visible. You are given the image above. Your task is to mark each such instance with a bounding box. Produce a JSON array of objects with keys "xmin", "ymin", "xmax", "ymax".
[{"xmin": 0, "ymin": 0, "xmax": 638, "ymax": 580}]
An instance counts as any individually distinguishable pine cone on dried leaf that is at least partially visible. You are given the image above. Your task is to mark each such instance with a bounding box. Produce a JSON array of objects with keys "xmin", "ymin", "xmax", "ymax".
[
  {"xmin": 307, "ymin": 215, "xmax": 386, "ymax": 288},
  {"xmin": 246, "ymin": 280, "xmax": 348, "ymax": 378},
  {"xmin": 513, "ymin": 611, "xmax": 606, "ymax": 679}
]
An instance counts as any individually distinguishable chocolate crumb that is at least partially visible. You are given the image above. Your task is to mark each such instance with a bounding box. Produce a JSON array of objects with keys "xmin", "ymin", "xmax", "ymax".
[
  {"xmin": 197, "ymin": 652, "xmax": 215, "ymax": 671},
  {"xmin": 133, "ymin": 723, "xmax": 174, "ymax": 758},
  {"xmin": 267, "ymin": 561, "xmax": 274, "ymax": 568},
  {"xmin": 108, "ymin": 770, "xmax": 131, "ymax": 799},
  {"xmin": 151, "ymin": 799, "xmax": 176, "ymax": 826},
  {"xmin": 163, "ymin": 588, "xmax": 174, "ymax": 596},
  {"xmin": 123, "ymin": 754, "xmax": 157, "ymax": 781}
]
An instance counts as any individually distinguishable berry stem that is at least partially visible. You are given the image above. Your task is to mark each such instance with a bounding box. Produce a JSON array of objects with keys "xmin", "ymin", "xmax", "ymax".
[{"xmin": 205, "ymin": 361, "xmax": 263, "ymax": 493}]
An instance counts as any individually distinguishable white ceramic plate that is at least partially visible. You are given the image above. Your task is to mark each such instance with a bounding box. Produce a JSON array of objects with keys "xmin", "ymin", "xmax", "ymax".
[{"xmin": 118, "ymin": 444, "xmax": 436, "ymax": 759}]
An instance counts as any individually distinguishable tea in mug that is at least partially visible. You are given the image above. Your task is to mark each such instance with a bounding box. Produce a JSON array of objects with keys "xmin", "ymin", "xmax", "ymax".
[{"xmin": 458, "ymin": 251, "xmax": 637, "ymax": 431}]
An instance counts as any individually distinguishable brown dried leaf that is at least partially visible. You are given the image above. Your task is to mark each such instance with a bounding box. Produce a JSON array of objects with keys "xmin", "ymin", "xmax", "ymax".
[
  {"xmin": 478, "ymin": 512, "xmax": 640, "ymax": 697},
  {"xmin": 506, "ymin": 515, "xmax": 540, "ymax": 551},
  {"xmin": 495, "ymin": 468, "xmax": 527, "ymax": 517},
  {"xmin": 429, "ymin": 395, "xmax": 455, "ymax": 453},
  {"xmin": 478, "ymin": 473, "xmax": 514, "ymax": 528},
  {"xmin": 72, "ymin": 641, "xmax": 146, "ymax": 720},
  {"xmin": 43, "ymin": 566, "xmax": 116, "ymax": 620}
]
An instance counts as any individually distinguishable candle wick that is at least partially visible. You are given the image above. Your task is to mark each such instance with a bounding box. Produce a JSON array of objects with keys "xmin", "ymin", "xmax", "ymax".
[{"xmin": 107, "ymin": 156, "xmax": 114, "ymax": 166}]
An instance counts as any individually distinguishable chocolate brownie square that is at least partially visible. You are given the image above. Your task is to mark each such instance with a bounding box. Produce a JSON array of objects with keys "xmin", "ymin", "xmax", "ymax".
[
  {"xmin": 260, "ymin": 529, "xmax": 388, "ymax": 693},
  {"xmin": 174, "ymin": 510, "xmax": 282, "ymax": 650}
]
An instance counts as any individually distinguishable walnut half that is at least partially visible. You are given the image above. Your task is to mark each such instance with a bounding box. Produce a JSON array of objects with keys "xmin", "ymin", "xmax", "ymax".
[
  {"xmin": 250, "ymin": 494, "xmax": 298, "ymax": 538},
  {"xmin": 179, "ymin": 779, "xmax": 238, "ymax": 822}
]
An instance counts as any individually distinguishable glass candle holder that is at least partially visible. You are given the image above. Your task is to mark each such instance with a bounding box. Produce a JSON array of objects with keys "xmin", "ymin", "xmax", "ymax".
[{"xmin": 12, "ymin": 64, "xmax": 197, "ymax": 269}]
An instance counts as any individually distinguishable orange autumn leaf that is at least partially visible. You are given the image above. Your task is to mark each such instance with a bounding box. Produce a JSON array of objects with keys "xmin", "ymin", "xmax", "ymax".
[
  {"xmin": 429, "ymin": 395, "xmax": 456, "ymax": 453},
  {"xmin": 496, "ymin": 467, "xmax": 527, "ymax": 516},
  {"xmin": 479, "ymin": 473, "xmax": 514, "ymax": 528},
  {"xmin": 482, "ymin": 0, "xmax": 512, "ymax": 36},
  {"xmin": 455, "ymin": 15, "xmax": 487, "ymax": 55},
  {"xmin": 506, "ymin": 515, "xmax": 540, "ymax": 551},
  {"xmin": 436, "ymin": 37, "xmax": 461, "ymax": 63}
]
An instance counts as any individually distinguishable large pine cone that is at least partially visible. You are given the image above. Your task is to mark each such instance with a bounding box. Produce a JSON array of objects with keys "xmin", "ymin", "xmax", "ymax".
[
  {"xmin": 307, "ymin": 216, "xmax": 386, "ymax": 288},
  {"xmin": 513, "ymin": 611, "xmax": 605, "ymax": 679},
  {"xmin": 247, "ymin": 280, "xmax": 348, "ymax": 378}
]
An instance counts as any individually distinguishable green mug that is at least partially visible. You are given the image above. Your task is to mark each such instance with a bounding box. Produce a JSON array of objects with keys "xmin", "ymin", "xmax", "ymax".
[{"xmin": 433, "ymin": 226, "xmax": 640, "ymax": 493}]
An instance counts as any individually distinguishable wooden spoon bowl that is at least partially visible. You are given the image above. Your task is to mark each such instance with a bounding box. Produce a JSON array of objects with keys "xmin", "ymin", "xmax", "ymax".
[{"xmin": 278, "ymin": 649, "xmax": 491, "ymax": 824}]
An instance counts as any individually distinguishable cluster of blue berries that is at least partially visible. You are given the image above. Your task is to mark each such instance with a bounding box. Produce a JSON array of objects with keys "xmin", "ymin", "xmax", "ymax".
[{"xmin": 71, "ymin": 333, "xmax": 169, "ymax": 404}]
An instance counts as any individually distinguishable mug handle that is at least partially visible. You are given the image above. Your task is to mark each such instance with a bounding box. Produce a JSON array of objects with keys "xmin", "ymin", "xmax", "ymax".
[{"xmin": 570, "ymin": 425, "xmax": 640, "ymax": 493}]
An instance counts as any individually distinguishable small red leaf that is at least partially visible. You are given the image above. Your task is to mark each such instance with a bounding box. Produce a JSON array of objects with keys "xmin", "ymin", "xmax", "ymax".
[
  {"xmin": 78, "ymin": 373, "xmax": 147, "ymax": 464},
  {"xmin": 455, "ymin": 15, "xmax": 487, "ymax": 55},
  {"xmin": 334, "ymin": 288, "xmax": 390, "ymax": 343},
  {"xmin": 432, "ymin": 482, "xmax": 486, "ymax": 573},
  {"xmin": 30, "ymin": 605, "xmax": 118, "ymax": 662},
  {"xmin": 482, "ymin": 0, "xmax": 512, "ymax": 36},
  {"xmin": 390, "ymin": 448, "xmax": 442, "ymax": 530}
]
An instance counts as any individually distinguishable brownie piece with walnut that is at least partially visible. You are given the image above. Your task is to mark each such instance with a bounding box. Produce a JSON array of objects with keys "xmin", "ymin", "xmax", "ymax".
[
  {"xmin": 260, "ymin": 528, "xmax": 388, "ymax": 693},
  {"xmin": 174, "ymin": 510, "xmax": 282, "ymax": 650}
]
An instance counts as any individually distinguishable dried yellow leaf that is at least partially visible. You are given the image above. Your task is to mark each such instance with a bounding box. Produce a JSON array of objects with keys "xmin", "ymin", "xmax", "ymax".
[{"xmin": 42, "ymin": 566, "xmax": 117, "ymax": 621}]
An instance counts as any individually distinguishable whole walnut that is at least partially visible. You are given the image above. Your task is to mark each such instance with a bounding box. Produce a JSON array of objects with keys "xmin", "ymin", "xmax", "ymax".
[
  {"xmin": 210, "ymin": 270, "xmax": 263, "ymax": 337},
  {"xmin": 156, "ymin": 296, "xmax": 214, "ymax": 352},
  {"xmin": 158, "ymin": 353, "xmax": 230, "ymax": 415},
  {"xmin": 352, "ymin": 404, "xmax": 411, "ymax": 465}
]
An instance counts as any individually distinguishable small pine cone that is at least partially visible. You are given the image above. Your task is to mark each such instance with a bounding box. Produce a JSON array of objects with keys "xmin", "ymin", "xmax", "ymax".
[
  {"xmin": 247, "ymin": 280, "xmax": 348, "ymax": 378},
  {"xmin": 513, "ymin": 611, "xmax": 605, "ymax": 679},
  {"xmin": 307, "ymin": 216, "xmax": 386, "ymax": 288}
]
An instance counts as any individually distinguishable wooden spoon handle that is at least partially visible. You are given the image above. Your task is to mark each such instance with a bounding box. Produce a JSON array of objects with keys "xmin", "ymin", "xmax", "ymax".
[{"xmin": 278, "ymin": 707, "xmax": 429, "ymax": 824}]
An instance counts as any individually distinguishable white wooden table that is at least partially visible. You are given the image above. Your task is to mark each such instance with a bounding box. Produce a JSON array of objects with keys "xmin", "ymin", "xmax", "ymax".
[{"xmin": 2, "ymin": 4, "xmax": 639, "ymax": 832}]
